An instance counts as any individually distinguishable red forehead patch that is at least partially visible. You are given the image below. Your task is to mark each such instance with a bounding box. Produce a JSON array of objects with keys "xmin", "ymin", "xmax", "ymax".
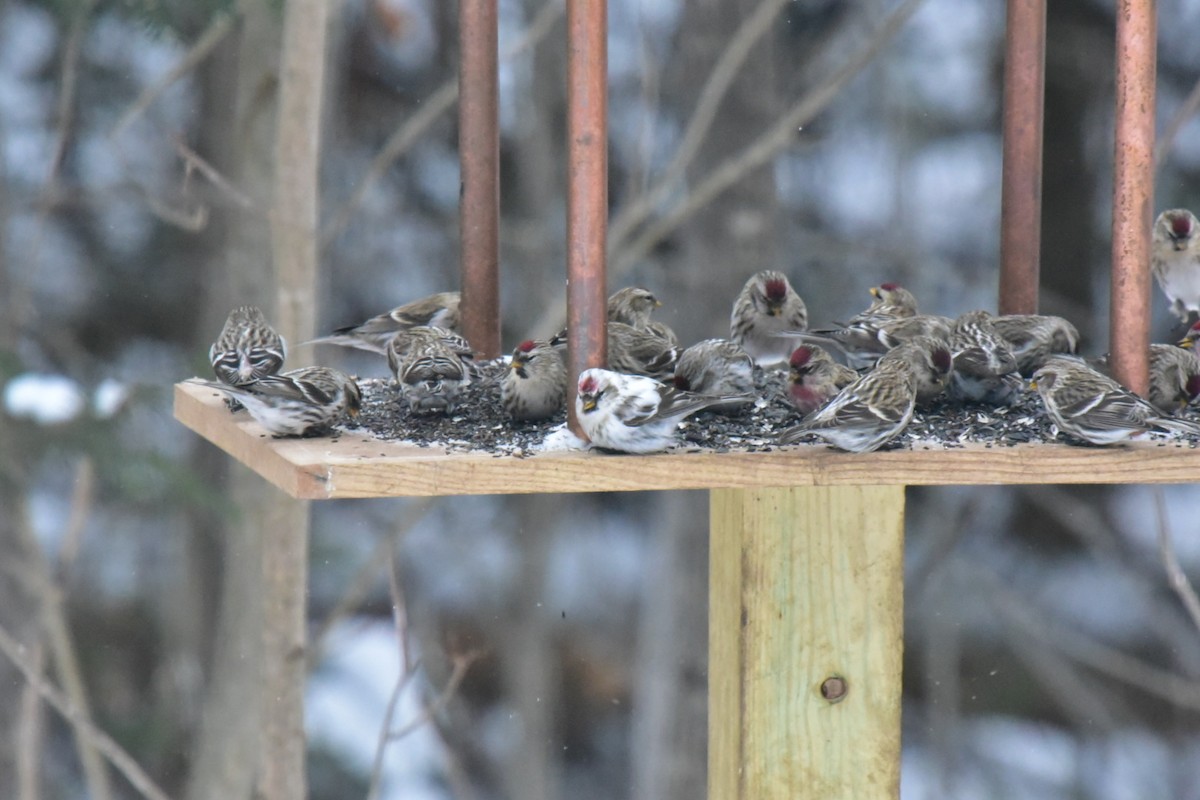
[
  {"xmin": 1171, "ymin": 214, "xmax": 1194, "ymax": 237},
  {"xmin": 1187, "ymin": 375, "xmax": 1200, "ymax": 399},
  {"xmin": 673, "ymin": 374, "xmax": 692, "ymax": 391},
  {"xmin": 789, "ymin": 346, "xmax": 813, "ymax": 367},
  {"xmin": 579, "ymin": 374, "xmax": 598, "ymax": 394},
  {"xmin": 880, "ymin": 282, "xmax": 900, "ymax": 291},
  {"xmin": 517, "ymin": 339, "xmax": 536, "ymax": 353},
  {"xmin": 765, "ymin": 278, "xmax": 787, "ymax": 300},
  {"xmin": 932, "ymin": 348, "xmax": 952, "ymax": 373}
]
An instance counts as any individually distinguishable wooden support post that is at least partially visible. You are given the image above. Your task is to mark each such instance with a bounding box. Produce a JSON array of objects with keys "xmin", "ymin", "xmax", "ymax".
[{"xmin": 710, "ymin": 486, "xmax": 905, "ymax": 799}]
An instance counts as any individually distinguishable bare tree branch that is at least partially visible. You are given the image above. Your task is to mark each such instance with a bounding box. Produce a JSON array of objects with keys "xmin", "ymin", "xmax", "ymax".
[
  {"xmin": 112, "ymin": 14, "xmax": 236, "ymax": 139},
  {"xmin": 0, "ymin": 622, "xmax": 174, "ymax": 800},
  {"xmin": 1155, "ymin": 74, "xmax": 1200, "ymax": 168},
  {"xmin": 16, "ymin": 642, "xmax": 46, "ymax": 800},
  {"xmin": 607, "ymin": 0, "xmax": 791, "ymax": 254},
  {"xmin": 320, "ymin": 0, "xmax": 565, "ymax": 248},
  {"xmin": 1153, "ymin": 487, "xmax": 1200, "ymax": 636}
]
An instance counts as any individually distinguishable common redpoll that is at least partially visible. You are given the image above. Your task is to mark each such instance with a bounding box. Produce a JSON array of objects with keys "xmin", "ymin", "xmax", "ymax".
[
  {"xmin": 1031, "ymin": 356, "xmax": 1200, "ymax": 445},
  {"xmin": 607, "ymin": 322, "xmax": 679, "ymax": 379},
  {"xmin": 309, "ymin": 291, "xmax": 461, "ymax": 354},
  {"xmin": 791, "ymin": 313, "xmax": 953, "ymax": 371},
  {"xmin": 785, "ymin": 344, "xmax": 857, "ymax": 415},
  {"xmin": 191, "ymin": 366, "xmax": 360, "ymax": 437},
  {"xmin": 858, "ymin": 282, "xmax": 919, "ymax": 322},
  {"xmin": 673, "ymin": 338, "xmax": 756, "ymax": 410},
  {"xmin": 1178, "ymin": 321, "xmax": 1200, "ymax": 356},
  {"xmin": 575, "ymin": 368, "xmax": 750, "ymax": 453},
  {"xmin": 1092, "ymin": 344, "xmax": 1200, "ymax": 414},
  {"xmin": 730, "ymin": 271, "xmax": 809, "ymax": 365},
  {"xmin": 1151, "ymin": 209, "xmax": 1200, "ymax": 324},
  {"xmin": 386, "ymin": 326, "xmax": 476, "ymax": 415},
  {"xmin": 886, "ymin": 335, "xmax": 956, "ymax": 404},
  {"xmin": 209, "ymin": 306, "xmax": 287, "ymax": 387},
  {"xmin": 947, "ymin": 311, "xmax": 1020, "ymax": 404},
  {"xmin": 608, "ymin": 287, "xmax": 661, "ymax": 328},
  {"xmin": 989, "ymin": 314, "xmax": 1080, "ymax": 376},
  {"xmin": 778, "ymin": 357, "xmax": 917, "ymax": 453},
  {"xmin": 501, "ymin": 339, "xmax": 566, "ymax": 421}
]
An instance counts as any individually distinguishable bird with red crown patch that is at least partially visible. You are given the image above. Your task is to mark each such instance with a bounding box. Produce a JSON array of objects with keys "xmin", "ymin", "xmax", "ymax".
[
  {"xmin": 785, "ymin": 344, "xmax": 857, "ymax": 415},
  {"xmin": 730, "ymin": 271, "xmax": 808, "ymax": 366},
  {"xmin": 501, "ymin": 338, "xmax": 566, "ymax": 421},
  {"xmin": 1152, "ymin": 209, "xmax": 1200, "ymax": 324}
]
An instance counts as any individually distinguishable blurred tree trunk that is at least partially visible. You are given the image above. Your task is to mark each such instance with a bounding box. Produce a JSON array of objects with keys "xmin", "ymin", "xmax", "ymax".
[
  {"xmin": 633, "ymin": 3, "xmax": 782, "ymax": 798},
  {"xmin": 184, "ymin": 3, "xmax": 284, "ymax": 799}
]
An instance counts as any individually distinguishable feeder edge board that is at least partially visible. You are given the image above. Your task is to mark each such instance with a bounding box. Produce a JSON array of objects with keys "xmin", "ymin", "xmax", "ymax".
[{"xmin": 175, "ymin": 381, "xmax": 1200, "ymax": 499}]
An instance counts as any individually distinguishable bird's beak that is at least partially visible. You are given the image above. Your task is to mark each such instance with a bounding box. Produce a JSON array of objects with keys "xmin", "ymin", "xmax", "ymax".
[
  {"xmin": 1028, "ymin": 379, "xmax": 1038, "ymax": 391},
  {"xmin": 654, "ymin": 299, "xmax": 663, "ymax": 308},
  {"xmin": 1177, "ymin": 337, "xmax": 1191, "ymax": 348},
  {"xmin": 348, "ymin": 405, "xmax": 360, "ymax": 418},
  {"xmin": 510, "ymin": 357, "xmax": 527, "ymax": 371},
  {"xmin": 581, "ymin": 398, "xmax": 597, "ymax": 413},
  {"xmin": 869, "ymin": 287, "xmax": 881, "ymax": 299}
]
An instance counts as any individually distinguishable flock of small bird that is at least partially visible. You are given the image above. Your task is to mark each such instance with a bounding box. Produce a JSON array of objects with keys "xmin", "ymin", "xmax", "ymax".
[{"xmin": 190, "ymin": 207, "xmax": 1200, "ymax": 455}]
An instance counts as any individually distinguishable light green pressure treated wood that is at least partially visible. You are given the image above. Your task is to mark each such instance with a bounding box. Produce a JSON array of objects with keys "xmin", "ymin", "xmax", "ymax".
[{"xmin": 710, "ymin": 486, "xmax": 905, "ymax": 800}]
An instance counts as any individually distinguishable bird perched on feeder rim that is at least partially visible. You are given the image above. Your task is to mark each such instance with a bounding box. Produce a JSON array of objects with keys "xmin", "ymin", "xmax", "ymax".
[
  {"xmin": 730, "ymin": 271, "xmax": 809, "ymax": 366},
  {"xmin": 784, "ymin": 344, "xmax": 857, "ymax": 416},
  {"xmin": 386, "ymin": 325, "xmax": 476, "ymax": 415},
  {"xmin": 673, "ymin": 338, "xmax": 756, "ymax": 411},
  {"xmin": 209, "ymin": 305, "xmax": 287, "ymax": 388},
  {"xmin": 989, "ymin": 314, "xmax": 1080, "ymax": 376},
  {"xmin": 1031, "ymin": 356, "xmax": 1200, "ymax": 445},
  {"xmin": 1151, "ymin": 209, "xmax": 1200, "ymax": 325},
  {"xmin": 308, "ymin": 291, "xmax": 461, "ymax": 354},
  {"xmin": 191, "ymin": 366, "xmax": 360, "ymax": 437},
  {"xmin": 777, "ymin": 339, "xmax": 952, "ymax": 453},
  {"xmin": 575, "ymin": 368, "xmax": 752, "ymax": 453},
  {"xmin": 501, "ymin": 339, "xmax": 566, "ymax": 421}
]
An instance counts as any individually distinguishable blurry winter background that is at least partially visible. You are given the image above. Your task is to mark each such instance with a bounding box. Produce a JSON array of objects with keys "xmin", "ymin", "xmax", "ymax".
[{"xmin": 2, "ymin": 0, "xmax": 1200, "ymax": 798}]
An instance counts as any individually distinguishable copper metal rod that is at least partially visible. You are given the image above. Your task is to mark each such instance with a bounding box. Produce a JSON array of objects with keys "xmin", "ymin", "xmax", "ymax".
[
  {"xmin": 565, "ymin": 0, "xmax": 608, "ymax": 437},
  {"xmin": 1109, "ymin": 0, "xmax": 1156, "ymax": 396},
  {"xmin": 998, "ymin": 0, "xmax": 1046, "ymax": 316},
  {"xmin": 459, "ymin": 0, "xmax": 501, "ymax": 359}
]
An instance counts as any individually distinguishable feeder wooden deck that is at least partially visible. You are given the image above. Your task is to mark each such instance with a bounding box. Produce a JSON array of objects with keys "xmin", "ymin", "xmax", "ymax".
[{"xmin": 176, "ymin": 380, "xmax": 1200, "ymax": 500}]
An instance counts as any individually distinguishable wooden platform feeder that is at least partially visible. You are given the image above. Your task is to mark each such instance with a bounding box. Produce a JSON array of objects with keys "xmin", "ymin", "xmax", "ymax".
[{"xmin": 178, "ymin": 0, "xmax": 1167, "ymax": 797}]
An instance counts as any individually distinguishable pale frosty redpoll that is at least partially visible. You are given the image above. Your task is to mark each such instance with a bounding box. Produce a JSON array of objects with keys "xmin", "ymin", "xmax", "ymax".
[
  {"xmin": 386, "ymin": 326, "xmax": 475, "ymax": 415},
  {"xmin": 673, "ymin": 338, "xmax": 756, "ymax": 410},
  {"xmin": 785, "ymin": 344, "xmax": 857, "ymax": 416},
  {"xmin": 309, "ymin": 291, "xmax": 461, "ymax": 354},
  {"xmin": 1092, "ymin": 344, "xmax": 1200, "ymax": 414},
  {"xmin": 209, "ymin": 306, "xmax": 287, "ymax": 387},
  {"xmin": 989, "ymin": 314, "xmax": 1080, "ymax": 376},
  {"xmin": 948, "ymin": 311, "xmax": 1020, "ymax": 404},
  {"xmin": 575, "ymin": 368, "xmax": 750, "ymax": 453},
  {"xmin": 730, "ymin": 271, "xmax": 809, "ymax": 365},
  {"xmin": 1151, "ymin": 209, "xmax": 1200, "ymax": 324},
  {"xmin": 1031, "ymin": 356, "xmax": 1200, "ymax": 445},
  {"xmin": 501, "ymin": 339, "xmax": 566, "ymax": 421},
  {"xmin": 191, "ymin": 366, "xmax": 360, "ymax": 437}
]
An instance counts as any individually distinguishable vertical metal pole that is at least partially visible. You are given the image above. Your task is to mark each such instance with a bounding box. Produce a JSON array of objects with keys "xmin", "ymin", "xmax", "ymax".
[
  {"xmin": 459, "ymin": 0, "xmax": 501, "ymax": 359},
  {"xmin": 999, "ymin": 0, "xmax": 1046, "ymax": 316},
  {"xmin": 1109, "ymin": 0, "xmax": 1156, "ymax": 396},
  {"xmin": 566, "ymin": 0, "xmax": 608, "ymax": 437}
]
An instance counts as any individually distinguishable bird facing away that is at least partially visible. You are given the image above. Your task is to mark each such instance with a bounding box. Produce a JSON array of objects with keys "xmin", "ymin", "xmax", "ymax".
[
  {"xmin": 730, "ymin": 271, "xmax": 809, "ymax": 366},
  {"xmin": 209, "ymin": 305, "xmax": 287, "ymax": 387},
  {"xmin": 608, "ymin": 286, "xmax": 680, "ymax": 344},
  {"xmin": 1031, "ymin": 356, "xmax": 1200, "ymax": 445},
  {"xmin": 501, "ymin": 339, "xmax": 567, "ymax": 421},
  {"xmin": 673, "ymin": 338, "xmax": 756, "ymax": 412},
  {"xmin": 1151, "ymin": 209, "xmax": 1200, "ymax": 324},
  {"xmin": 386, "ymin": 326, "xmax": 476, "ymax": 415},
  {"xmin": 989, "ymin": 314, "xmax": 1080, "ymax": 376},
  {"xmin": 192, "ymin": 366, "xmax": 360, "ymax": 437},
  {"xmin": 308, "ymin": 291, "xmax": 461, "ymax": 354}
]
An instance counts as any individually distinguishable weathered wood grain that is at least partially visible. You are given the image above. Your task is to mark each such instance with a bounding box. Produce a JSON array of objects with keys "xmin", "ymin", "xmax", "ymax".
[
  {"xmin": 710, "ymin": 486, "xmax": 905, "ymax": 800},
  {"xmin": 176, "ymin": 380, "xmax": 1200, "ymax": 499}
]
